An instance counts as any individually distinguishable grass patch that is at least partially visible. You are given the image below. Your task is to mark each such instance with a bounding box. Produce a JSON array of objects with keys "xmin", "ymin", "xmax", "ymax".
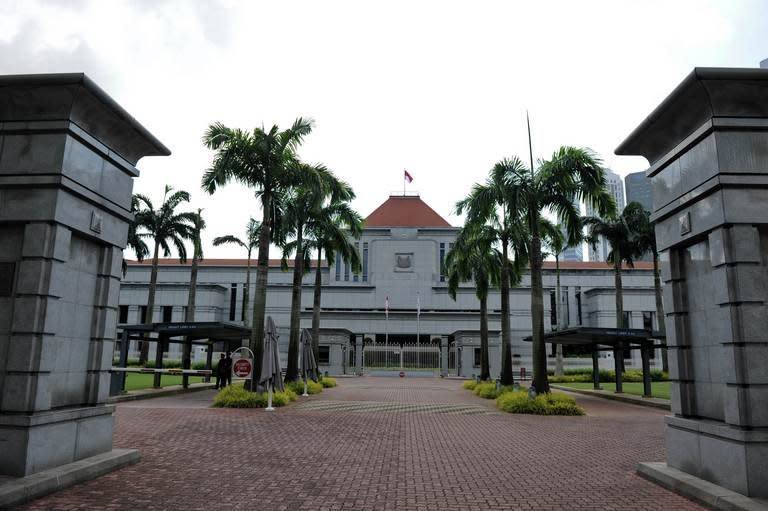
[
  {"xmin": 548, "ymin": 369, "xmax": 668, "ymax": 384},
  {"xmin": 123, "ymin": 373, "xmax": 205, "ymax": 391},
  {"xmin": 556, "ymin": 381, "xmax": 671, "ymax": 400},
  {"xmin": 212, "ymin": 384, "xmax": 294, "ymax": 408},
  {"xmin": 496, "ymin": 391, "xmax": 584, "ymax": 416}
]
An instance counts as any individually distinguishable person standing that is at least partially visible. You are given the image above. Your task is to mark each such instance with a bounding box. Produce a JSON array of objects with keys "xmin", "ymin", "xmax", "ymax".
[
  {"xmin": 222, "ymin": 352, "xmax": 233, "ymax": 388},
  {"xmin": 215, "ymin": 353, "xmax": 226, "ymax": 389}
]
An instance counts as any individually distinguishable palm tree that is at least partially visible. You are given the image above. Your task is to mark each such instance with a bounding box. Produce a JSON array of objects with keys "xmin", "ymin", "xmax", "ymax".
[
  {"xmin": 624, "ymin": 202, "xmax": 667, "ymax": 372},
  {"xmin": 279, "ymin": 164, "xmax": 350, "ymax": 382},
  {"xmin": 202, "ymin": 118, "xmax": 323, "ymax": 386},
  {"xmin": 304, "ymin": 200, "xmax": 363, "ymax": 362},
  {"xmin": 124, "ymin": 195, "xmax": 150, "ymax": 276},
  {"xmin": 133, "ymin": 185, "xmax": 196, "ymax": 364},
  {"xmin": 446, "ymin": 223, "xmax": 504, "ymax": 381},
  {"xmin": 212, "ymin": 219, "xmax": 261, "ymax": 325},
  {"xmin": 461, "ymin": 149, "xmax": 614, "ymax": 393},
  {"xmin": 455, "ymin": 159, "xmax": 532, "ymax": 386},
  {"xmin": 185, "ymin": 209, "xmax": 206, "ymax": 322},
  {"xmin": 585, "ymin": 204, "xmax": 643, "ymax": 371}
]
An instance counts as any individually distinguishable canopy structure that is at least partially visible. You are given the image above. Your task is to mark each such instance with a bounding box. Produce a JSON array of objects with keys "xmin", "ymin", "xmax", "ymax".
[
  {"xmin": 113, "ymin": 321, "xmax": 252, "ymax": 393},
  {"xmin": 523, "ymin": 327, "xmax": 665, "ymax": 396}
]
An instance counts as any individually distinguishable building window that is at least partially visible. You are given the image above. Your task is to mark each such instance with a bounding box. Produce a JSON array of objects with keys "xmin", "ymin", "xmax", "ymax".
[
  {"xmin": 439, "ymin": 242, "xmax": 446, "ymax": 282},
  {"xmin": 643, "ymin": 311, "xmax": 654, "ymax": 331},
  {"xmin": 182, "ymin": 306, "xmax": 188, "ymax": 321},
  {"xmin": 229, "ymin": 283, "xmax": 237, "ymax": 321},
  {"xmin": 344, "ymin": 259, "xmax": 350, "ymax": 281},
  {"xmin": 162, "ymin": 306, "xmax": 173, "ymax": 323},
  {"xmin": 563, "ymin": 290, "xmax": 569, "ymax": 327},
  {"xmin": 140, "ymin": 305, "xmax": 148, "ymax": 324},
  {"xmin": 622, "ymin": 311, "xmax": 631, "ymax": 328},
  {"xmin": 335, "ymin": 253, "xmax": 341, "ymax": 282},
  {"xmin": 119, "ymin": 305, "xmax": 129, "ymax": 324},
  {"xmin": 353, "ymin": 242, "xmax": 359, "ymax": 282},
  {"xmin": 362, "ymin": 242, "xmax": 369, "ymax": 282},
  {"xmin": 473, "ymin": 347, "xmax": 481, "ymax": 367},
  {"xmin": 549, "ymin": 291, "xmax": 557, "ymax": 326},
  {"xmin": 576, "ymin": 292, "xmax": 582, "ymax": 325},
  {"xmin": 318, "ymin": 345, "xmax": 330, "ymax": 365}
]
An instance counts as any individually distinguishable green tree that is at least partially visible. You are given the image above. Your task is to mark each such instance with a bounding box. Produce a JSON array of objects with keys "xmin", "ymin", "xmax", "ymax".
[
  {"xmin": 304, "ymin": 199, "xmax": 363, "ymax": 362},
  {"xmin": 445, "ymin": 223, "xmax": 505, "ymax": 381},
  {"xmin": 133, "ymin": 185, "xmax": 196, "ymax": 364},
  {"xmin": 201, "ymin": 118, "xmax": 321, "ymax": 386},
  {"xmin": 185, "ymin": 209, "xmax": 206, "ymax": 322},
  {"xmin": 279, "ymin": 164, "xmax": 351, "ymax": 382},
  {"xmin": 624, "ymin": 202, "xmax": 667, "ymax": 372},
  {"xmin": 461, "ymin": 149, "xmax": 614, "ymax": 392},
  {"xmin": 212, "ymin": 219, "xmax": 261, "ymax": 326},
  {"xmin": 585, "ymin": 203, "xmax": 644, "ymax": 371},
  {"xmin": 124, "ymin": 194, "xmax": 150, "ymax": 276}
]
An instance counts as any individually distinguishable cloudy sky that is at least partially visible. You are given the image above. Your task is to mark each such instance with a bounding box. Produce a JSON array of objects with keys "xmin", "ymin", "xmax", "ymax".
[{"xmin": 1, "ymin": 0, "xmax": 766, "ymax": 257}]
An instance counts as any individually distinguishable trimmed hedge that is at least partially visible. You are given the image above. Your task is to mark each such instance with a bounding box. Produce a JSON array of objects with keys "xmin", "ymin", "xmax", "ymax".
[
  {"xmin": 320, "ymin": 377, "xmax": 337, "ymax": 388},
  {"xmin": 462, "ymin": 380, "xmax": 478, "ymax": 390},
  {"xmin": 285, "ymin": 379, "xmax": 324, "ymax": 395},
  {"xmin": 473, "ymin": 382, "xmax": 517, "ymax": 400},
  {"xmin": 212, "ymin": 385, "xmax": 294, "ymax": 408},
  {"xmin": 548, "ymin": 369, "xmax": 667, "ymax": 384},
  {"xmin": 496, "ymin": 391, "xmax": 584, "ymax": 416}
]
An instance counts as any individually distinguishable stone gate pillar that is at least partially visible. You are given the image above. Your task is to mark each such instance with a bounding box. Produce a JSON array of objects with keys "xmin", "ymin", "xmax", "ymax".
[
  {"xmin": 354, "ymin": 334, "xmax": 364, "ymax": 373},
  {"xmin": 0, "ymin": 74, "xmax": 169, "ymax": 477},
  {"xmin": 439, "ymin": 336, "xmax": 448, "ymax": 377},
  {"xmin": 616, "ymin": 67, "xmax": 768, "ymax": 498}
]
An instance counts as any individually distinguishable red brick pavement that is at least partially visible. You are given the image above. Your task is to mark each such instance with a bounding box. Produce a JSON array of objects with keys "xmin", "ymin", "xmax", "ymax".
[{"xmin": 22, "ymin": 377, "xmax": 703, "ymax": 511}]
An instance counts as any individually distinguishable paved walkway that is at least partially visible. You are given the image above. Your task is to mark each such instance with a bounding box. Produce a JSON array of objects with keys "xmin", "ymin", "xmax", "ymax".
[{"xmin": 23, "ymin": 377, "xmax": 704, "ymax": 510}]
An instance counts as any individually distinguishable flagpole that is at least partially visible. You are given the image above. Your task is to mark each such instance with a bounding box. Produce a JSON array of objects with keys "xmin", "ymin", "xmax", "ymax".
[
  {"xmin": 416, "ymin": 293, "xmax": 420, "ymax": 369},
  {"xmin": 385, "ymin": 296, "xmax": 389, "ymax": 369}
]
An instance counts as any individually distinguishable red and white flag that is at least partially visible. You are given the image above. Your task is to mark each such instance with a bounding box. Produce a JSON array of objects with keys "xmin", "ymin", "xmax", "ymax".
[{"xmin": 404, "ymin": 170, "xmax": 413, "ymax": 183}]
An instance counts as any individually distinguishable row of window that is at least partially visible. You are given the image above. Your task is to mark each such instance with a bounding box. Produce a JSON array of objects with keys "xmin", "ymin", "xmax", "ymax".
[
  {"xmin": 119, "ymin": 305, "xmax": 182, "ymax": 324},
  {"xmin": 335, "ymin": 242, "xmax": 369, "ymax": 282},
  {"xmin": 547, "ymin": 291, "xmax": 655, "ymax": 330}
]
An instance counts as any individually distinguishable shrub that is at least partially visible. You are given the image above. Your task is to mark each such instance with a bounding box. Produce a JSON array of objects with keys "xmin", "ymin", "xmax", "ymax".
[
  {"xmin": 285, "ymin": 379, "xmax": 323, "ymax": 395},
  {"xmin": 212, "ymin": 385, "xmax": 293, "ymax": 408},
  {"xmin": 473, "ymin": 382, "xmax": 516, "ymax": 400},
  {"xmin": 462, "ymin": 380, "xmax": 478, "ymax": 390},
  {"xmin": 320, "ymin": 377, "xmax": 337, "ymax": 388},
  {"xmin": 496, "ymin": 391, "xmax": 584, "ymax": 416}
]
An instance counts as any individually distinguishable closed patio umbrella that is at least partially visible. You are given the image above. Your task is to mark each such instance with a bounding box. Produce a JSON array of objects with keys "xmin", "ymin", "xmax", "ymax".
[
  {"xmin": 299, "ymin": 329, "xmax": 318, "ymax": 396},
  {"xmin": 259, "ymin": 316, "xmax": 284, "ymax": 410}
]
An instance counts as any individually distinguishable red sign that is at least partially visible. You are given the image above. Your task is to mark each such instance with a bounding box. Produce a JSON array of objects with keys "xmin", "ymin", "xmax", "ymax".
[{"xmin": 233, "ymin": 358, "xmax": 252, "ymax": 378}]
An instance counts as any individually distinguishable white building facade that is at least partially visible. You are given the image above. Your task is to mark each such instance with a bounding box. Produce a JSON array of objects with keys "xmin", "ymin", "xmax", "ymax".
[{"xmin": 119, "ymin": 194, "xmax": 662, "ymax": 377}]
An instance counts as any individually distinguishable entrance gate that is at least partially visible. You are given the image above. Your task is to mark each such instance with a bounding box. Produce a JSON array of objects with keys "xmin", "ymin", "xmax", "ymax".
[{"xmin": 363, "ymin": 342, "xmax": 440, "ymax": 373}]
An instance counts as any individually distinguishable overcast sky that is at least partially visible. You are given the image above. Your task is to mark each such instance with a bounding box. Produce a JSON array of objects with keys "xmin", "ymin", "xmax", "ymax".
[{"xmin": 2, "ymin": 0, "xmax": 766, "ymax": 258}]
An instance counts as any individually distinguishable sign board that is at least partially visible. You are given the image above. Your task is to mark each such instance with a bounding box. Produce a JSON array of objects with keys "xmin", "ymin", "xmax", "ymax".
[{"xmin": 232, "ymin": 358, "xmax": 253, "ymax": 379}]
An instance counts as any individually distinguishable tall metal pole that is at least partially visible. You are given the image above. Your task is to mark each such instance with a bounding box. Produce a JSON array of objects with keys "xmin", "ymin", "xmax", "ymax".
[
  {"xmin": 416, "ymin": 292, "xmax": 420, "ymax": 369},
  {"xmin": 385, "ymin": 295, "xmax": 389, "ymax": 369}
]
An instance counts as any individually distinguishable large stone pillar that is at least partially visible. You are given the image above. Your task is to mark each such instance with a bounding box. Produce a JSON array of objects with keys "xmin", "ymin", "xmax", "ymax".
[
  {"xmin": 0, "ymin": 74, "xmax": 169, "ymax": 477},
  {"xmin": 355, "ymin": 334, "xmax": 364, "ymax": 373},
  {"xmin": 616, "ymin": 67, "xmax": 768, "ymax": 498}
]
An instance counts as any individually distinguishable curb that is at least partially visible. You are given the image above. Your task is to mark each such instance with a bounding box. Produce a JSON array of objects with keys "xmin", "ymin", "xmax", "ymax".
[
  {"xmin": 0, "ymin": 449, "xmax": 139, "ymax": 510},
  {"xmin": 551, "ymin": 385, "xmax": 671, "ymax": 410}
]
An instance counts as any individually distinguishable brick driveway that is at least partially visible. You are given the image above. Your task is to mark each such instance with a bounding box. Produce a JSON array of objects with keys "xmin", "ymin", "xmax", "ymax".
[{"xmin": 23, "ymin": 377, "xmax": 703, "ymax": 510}]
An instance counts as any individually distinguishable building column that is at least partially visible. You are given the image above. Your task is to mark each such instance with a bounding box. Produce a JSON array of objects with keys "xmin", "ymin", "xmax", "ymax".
[
  {"xmin": 355, "ymin": 334, "xmax": 364, "ymax": 374},
  {"xmin": 440, "ymin": 336, "xmax": 448, "ymax": 377}
]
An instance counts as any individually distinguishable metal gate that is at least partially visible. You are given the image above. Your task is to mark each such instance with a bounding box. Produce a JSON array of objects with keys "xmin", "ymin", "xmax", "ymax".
[{"xmin": 363, "ymin": 342, "xmax": 440, "ymax": 372}]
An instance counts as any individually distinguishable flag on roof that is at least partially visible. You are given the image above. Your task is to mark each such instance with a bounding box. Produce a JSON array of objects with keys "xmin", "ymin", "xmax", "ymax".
[{"xmin": 404, "ymin": 170, "xmax": 413, "ymax": 183}]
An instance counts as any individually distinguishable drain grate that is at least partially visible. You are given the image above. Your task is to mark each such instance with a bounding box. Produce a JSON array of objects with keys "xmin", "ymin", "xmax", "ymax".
[{"xmin": 294, "ymin": 400, "xmax": 495, "ymax": 415}]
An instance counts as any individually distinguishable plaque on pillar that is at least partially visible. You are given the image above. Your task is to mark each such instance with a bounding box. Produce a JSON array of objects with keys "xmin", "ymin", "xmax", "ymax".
[
  {"xmin": 616, "ymin": 67, "xmax": 768, "ymax": 499},
  {"xmin": 0, "ymin": 74, "xmax": 170, "ymax": 479}
]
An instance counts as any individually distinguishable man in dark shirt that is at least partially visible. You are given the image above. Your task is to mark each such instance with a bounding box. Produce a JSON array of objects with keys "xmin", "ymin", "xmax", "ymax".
[
  {"xmin": 221, "ymin": 352, "xmax": 233, "ymax": 388},
  {"xmin": 215, "ymin": 353, "xmax": 226, "ymax": 389}
]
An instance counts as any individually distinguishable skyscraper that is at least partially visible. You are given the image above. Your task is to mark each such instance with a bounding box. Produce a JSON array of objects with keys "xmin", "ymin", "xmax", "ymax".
[
  {"xmin": 625, "ymin": 171, "xmax": 653, "ymax": 211},
  {"xmin": 586, "ymin": 169, "xmax": 625, "ymax": 262}
]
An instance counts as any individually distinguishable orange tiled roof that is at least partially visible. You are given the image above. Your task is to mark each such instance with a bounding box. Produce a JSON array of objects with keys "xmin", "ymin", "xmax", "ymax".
[{"xmin": 364, "ymin": 195, "xmax": 453, "ymax": 228}]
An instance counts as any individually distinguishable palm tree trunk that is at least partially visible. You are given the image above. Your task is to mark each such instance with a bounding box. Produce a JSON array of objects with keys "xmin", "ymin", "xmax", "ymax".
[
  {"xmin": 653, "ymin": 249, "xmax": 667, "ymax": 372},
  {"xmin": 479, "ymin": 294, "xmax": 490, "ymax": 381},
  {"xmin": 614, "ymin": 253, "xmax": 626, "ymax": 372},
  {"xmin": 499, "ymin": 237, "xmax": 514, "ymax": 385},
  {"xmin": 285, "ymin": 227, "xmax": 304, "ymax": 382},
  {"xmin": 555, "ymin": 255, "xmax": 564, "ymax": 377},
  {"xmin": 250, "ymin": 189, "xmax": 271, "ymax": 388},
  {"xmin": 140, "ymin": 241, "xmax": 160, "ymax": 364},
  {"xmin": 242, "ymin": 250, "xmax": 251, "ymax": 325},
  {"xmin": 531, "ymin": 219, "xmax": 550, "ymax": 393},
  {"xmin": 311, "ymin": 249, "xmax": 322, "ymax": 364}
]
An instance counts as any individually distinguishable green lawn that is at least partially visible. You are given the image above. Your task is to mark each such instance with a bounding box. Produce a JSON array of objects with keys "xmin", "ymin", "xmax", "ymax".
[
  {"xmin": 123, "ymin": 373, "xmax": 207, "ymax": 391},
  {"xmin": 556, "ymin": 381, "xmax": 671, "ymax": 400}
]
